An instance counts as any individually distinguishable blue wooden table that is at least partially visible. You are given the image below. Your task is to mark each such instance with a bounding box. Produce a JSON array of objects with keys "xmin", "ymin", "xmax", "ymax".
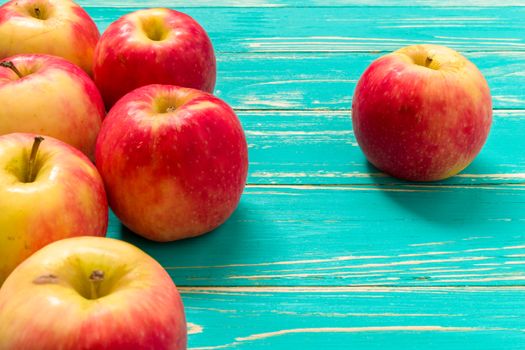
[{"xmin": 85, "ymin": 1, "xmax": 525, "ymax": 348}]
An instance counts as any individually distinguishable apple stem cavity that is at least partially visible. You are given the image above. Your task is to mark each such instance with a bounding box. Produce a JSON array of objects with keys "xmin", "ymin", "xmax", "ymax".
[
  {"xmin": 27, "ymin": 136, "xmax": 44, "ymax": 183},
  {"xmin": 89, "ymin": 270, "xmax": 105, "ymax": 299},
  {"xmin": 0, "ymin": 61, "xmax": 23, "ymax": 79}
]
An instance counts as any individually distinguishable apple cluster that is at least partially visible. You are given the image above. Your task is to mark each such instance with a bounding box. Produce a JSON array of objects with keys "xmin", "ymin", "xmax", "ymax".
[
  {"xmin": 0, "ymin": 1, "xmax": 248, "ymax": 348},
  {"xmin": 0, "ymin": 0, "xmax": 493, "ymax": 348}
]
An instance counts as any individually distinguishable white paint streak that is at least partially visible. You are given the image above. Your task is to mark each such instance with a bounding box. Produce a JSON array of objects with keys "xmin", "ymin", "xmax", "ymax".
[
  {"xmin": 410, "ymin": 242, "xmax": 453, "ymax": 247},
  {"xmin": 227, "ymin": 257, "xmax": 490, "ymax": 279},
  {"xmin": 187, "ymin": 323, "xmax": 203, "ymax": 335},
  {"xmin": 273, "ymin": 310, "xmax": 463, "ymax": 317},
  {"xmin": 434, "ymin": 276, "xmax": 525, "ymax": 283},
  {"xmin": 246, "ymin": 184, "xmax": 432, "ymax": 193},
  {"xmin": 236, "ymin": 326, "xmax": 481, "ymax": 342},
  {"xmin": 251, "ymin": 171, "xmax": 386, "ymax": 179},
  {"xmin": 250, "ymin": 79, "xmax": 357, "ymax": 85},
  {"xmin": 462, "ymin": 236, "xmax": 494, "ymax": 241},
  {"xmin": 180, "ymin": 286, "xmax": 525, "ymax": 294},
  {"xmin": 166, "ymin": 255, "xmax": 388, "ymax": 270},
  {"xmin": 456, "ymin": 173, "xmax": 525, "ymax": 179},
  {"xmin": 398, "ymin": 251, "xmax": 453, "ymax": 258},
  {"xmin": 245, "ymin": 130, "xmax": 353, "ymax": 136}
]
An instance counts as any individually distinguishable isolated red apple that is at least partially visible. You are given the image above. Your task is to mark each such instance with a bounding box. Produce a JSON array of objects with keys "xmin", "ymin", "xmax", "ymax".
[
  {"xmin": 0, "ymin": 0, "xmax": 100, "ymax": 75},
  {"xmin": 0, "ymin": 133, "xmax": 108, "ymax": 285},
  {"xmin": 0, "ymin": 236, "xmax": 186, "ymax": 349},
  {"xmin": 96, "ymin": 84, "xmax": 248, "ymax": 241},
  {"xmin": 0, "ymin": 54, "xmax": 105, "ymax": 159},
  {"xmin": 93, "ymin": 8, "xmax": 216, "ymax": 108},
  {"xmin": 352, "ymin": 44, "xmax": 492, "ymax": 181}
]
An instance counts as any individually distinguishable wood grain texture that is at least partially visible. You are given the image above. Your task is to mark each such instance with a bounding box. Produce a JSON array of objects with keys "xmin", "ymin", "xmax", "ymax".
[
  {"xmin": 108, "ymin": 184, "xmax": 525, "ymax": 286},
  {"xmin": 237, "ymin": 109, "xmax": 525, "ymax": 185},
  {"xmin": 78, "ymin": 1, "xmax": 525, "ymax": 8},
  {"xmin": 85, "ymin": 2, "xmax": 525, "ymax": 348},
  {"xmin": 181, "ymin": 287, "xmax": 525, "ymax": 349},
  {"xmin": 86, "ymin": 7, "xmax": 525, "ymax": 53},
  {"xmin": 215, "ymin": 52, "xmax": 525, "ymax": 110}
]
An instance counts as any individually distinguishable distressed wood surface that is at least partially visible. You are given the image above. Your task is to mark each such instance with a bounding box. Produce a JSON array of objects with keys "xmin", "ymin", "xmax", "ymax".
[
  {"xmin": 235, "ymin": 109, "xmax": 525, "ymax": 185},
  {"xmin": 86, "ymin": 7, "xmax": 525, "ymax": 53},
  {"xmin": 79, "ymin": 1, "xmax": 525, "ymax": 8},
  {"xmin": 214, "ymin": 52, "xmax": 525, "ymax": 110},
  {"xmin": 109, "ymin": 184, "xmax": 525, "ymax": 286},
  {"xmin": 89, "ymin": 2, "xmax": 525, "ymax": 348},
  {"xmin": 180, "ymin": 287, "xmax": 525, "ymax": 350}
]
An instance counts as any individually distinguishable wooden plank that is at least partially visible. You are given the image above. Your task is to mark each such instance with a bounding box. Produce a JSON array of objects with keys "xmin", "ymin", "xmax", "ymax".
[
  {"xmin": 78, "ymin": 1, "xmax": 525, "ymax": 8},
  {"xmin": 107, "ymin": 184, "xmax": 525, "ymax": 286},
  {"xmin": 238, "ymin": 109, "xmax": 525, "ymax": 185},
  {"xmin": 182, "ymin": 287, "xmax": 525, "ymax": 349},
  {"xmin": 86, "ymin": 7, "xmax": 525, "ymax": 52},
  {"xmin": 216, "ymin": 52, "xmax": 525, "ymax": 110}
]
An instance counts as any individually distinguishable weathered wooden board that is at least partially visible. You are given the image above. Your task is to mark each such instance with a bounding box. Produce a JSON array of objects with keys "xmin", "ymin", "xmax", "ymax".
[
  {"xmin": 107, "ymin": 184, "xmax": 525, "ymax": 286},
  {"xmin": 85, "ymin": 2, "xmax": 525, "ymax": 348},
  {"xmin": 215, "ymin": 52, "xmax": 525, "ymax": 110},
  {"xmin": 79, "ymin": 1, "xmax": 525, "ymax": 8},
  {"xmin": 237, "ymin": 109, "xmax": 525, "ymax": 185},
  {"xmin": 85, "ymin": 7, "xmax": 525, "ymax": 53},
  {"xmin": 182, "ymin": 287, "xmax": 525, "ymax": 349}
]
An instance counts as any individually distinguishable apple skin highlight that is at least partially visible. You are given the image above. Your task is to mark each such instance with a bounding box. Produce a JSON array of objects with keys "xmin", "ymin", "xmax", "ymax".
[
  {"xmin": 0, "ymin": 236, "xmax": 186, "ymax": 350},
  {"xmin": 0, "ymin": 133, "xmax": 108, "ymax": 285},
  {"xmin": 352, "ymin": 44, "xmax": 492, "ymax": 181},
  {"xmin": 93, "ymin": 8, "xmax": 216, "ymax": 108},
  {"xmin": 96, "ymin": 84, "xmax": 248, "ymax": 242}
]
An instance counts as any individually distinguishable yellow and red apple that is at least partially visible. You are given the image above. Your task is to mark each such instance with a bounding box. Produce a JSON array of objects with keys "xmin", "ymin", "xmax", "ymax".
[
  {"xmin": 0, "ymin": 236, "xmax": 186, "ymax": 349},
  {"xmin": 93, "ymin": 8, "xmax": 216, "ymax": 108},
  {"xmin": 0, "ymin": 0, "xmax": 100, "ymax": 75},
  {"xmin": 96, "ymin": 84, "xmax": 248, "ymax": 241},
  {"xmin": 352, "ymin": 44, "xmax": 492, "ymax": 181},
  {"xmin": 0, "ymin": 54, "xmax": 105, "ymax": 159},
  {"xmin": 0, "ymin": 133, "xmax": 108, "ymax": 285}
]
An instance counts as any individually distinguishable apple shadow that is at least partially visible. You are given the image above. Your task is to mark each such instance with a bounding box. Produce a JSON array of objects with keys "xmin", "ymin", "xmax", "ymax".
[
  {"xmin": 364, "ymin": 159, "xmax": 493, "ymax": 228},
  {"xmin": 108, "ymin": 200, "xmax": 256, "ymax": 284}
]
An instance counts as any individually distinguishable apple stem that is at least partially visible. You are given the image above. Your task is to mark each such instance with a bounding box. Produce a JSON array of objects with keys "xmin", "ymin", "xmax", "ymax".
[
  {"xmin": 89, "ymin": 270, "xmax": 105, "ymax": 299},
  {"xmin": 27, "ymin": 136, "xmax": 44, "ymax": 183},
  {"xmin": 166, "ymin": 106, "xmax": 177, "ymax": 113},
  {"xmin": 425, "ymin": 56, "xmax": 433, "ymax": 67},
  {"xmin": 0, "ymin": 61, "xmax": 23, "ymax": 79},
  {"xmin": 34, "ymin": 7, "xmax": 41, "ymax": 19}
]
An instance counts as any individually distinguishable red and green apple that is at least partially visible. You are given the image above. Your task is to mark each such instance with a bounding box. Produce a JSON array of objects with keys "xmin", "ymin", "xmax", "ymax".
[
  {"xmin": 352, "ymin": 44, "xmax": 492, "ymax": 181},
  {"xmin": 0, "ymin": 236, "xmax": 186, "ymax": 349},
  {"xmin": 0, "ymin": 0, "xmax": 100, "ymax": 75},
  {"xmin": 93, "ymin": 8, "xmax": 216, "ymax": 108},
  {"xmin": 0, "ymin": 133, "xmax": 108, "ymax": 285},
  {"xmin": 95, "ymin": 84, "xmax": 248, "ymax": 241},
  {"xmin": 0, "ymin": 54, "xmax": 105, "ymax": 159}
]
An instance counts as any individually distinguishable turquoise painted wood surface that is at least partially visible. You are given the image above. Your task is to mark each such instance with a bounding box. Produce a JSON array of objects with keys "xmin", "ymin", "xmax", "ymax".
[{"xmin": 89, "ymin": 1, "xmax": 525, "ymax": 349}]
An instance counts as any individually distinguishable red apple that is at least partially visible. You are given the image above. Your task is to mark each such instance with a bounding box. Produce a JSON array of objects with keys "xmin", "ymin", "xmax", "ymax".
[
  {"xmin": 95, "ymin": 84, "xmax": 248, "ymax": 241},
  {"xmin": 0, "ymin": 54, "xmax": 105, "ymax": 159},
  {"xmin": 0, "ymin": 0, "xmax": 100, "ymax": 75},
  {"xmin": 0, "ymin": 133, "xmax": 108, "ymax": 285},
  {"xmin": 352, "ymin": 44, "xmax": 492, "ymax": 181},
  {"xmin": 0, "ymin": 236, "xmax": 186, "ymax": 349},
  {"xmin": 93, "ymin": 8, "xmax": 216, "ymax": 108}
]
